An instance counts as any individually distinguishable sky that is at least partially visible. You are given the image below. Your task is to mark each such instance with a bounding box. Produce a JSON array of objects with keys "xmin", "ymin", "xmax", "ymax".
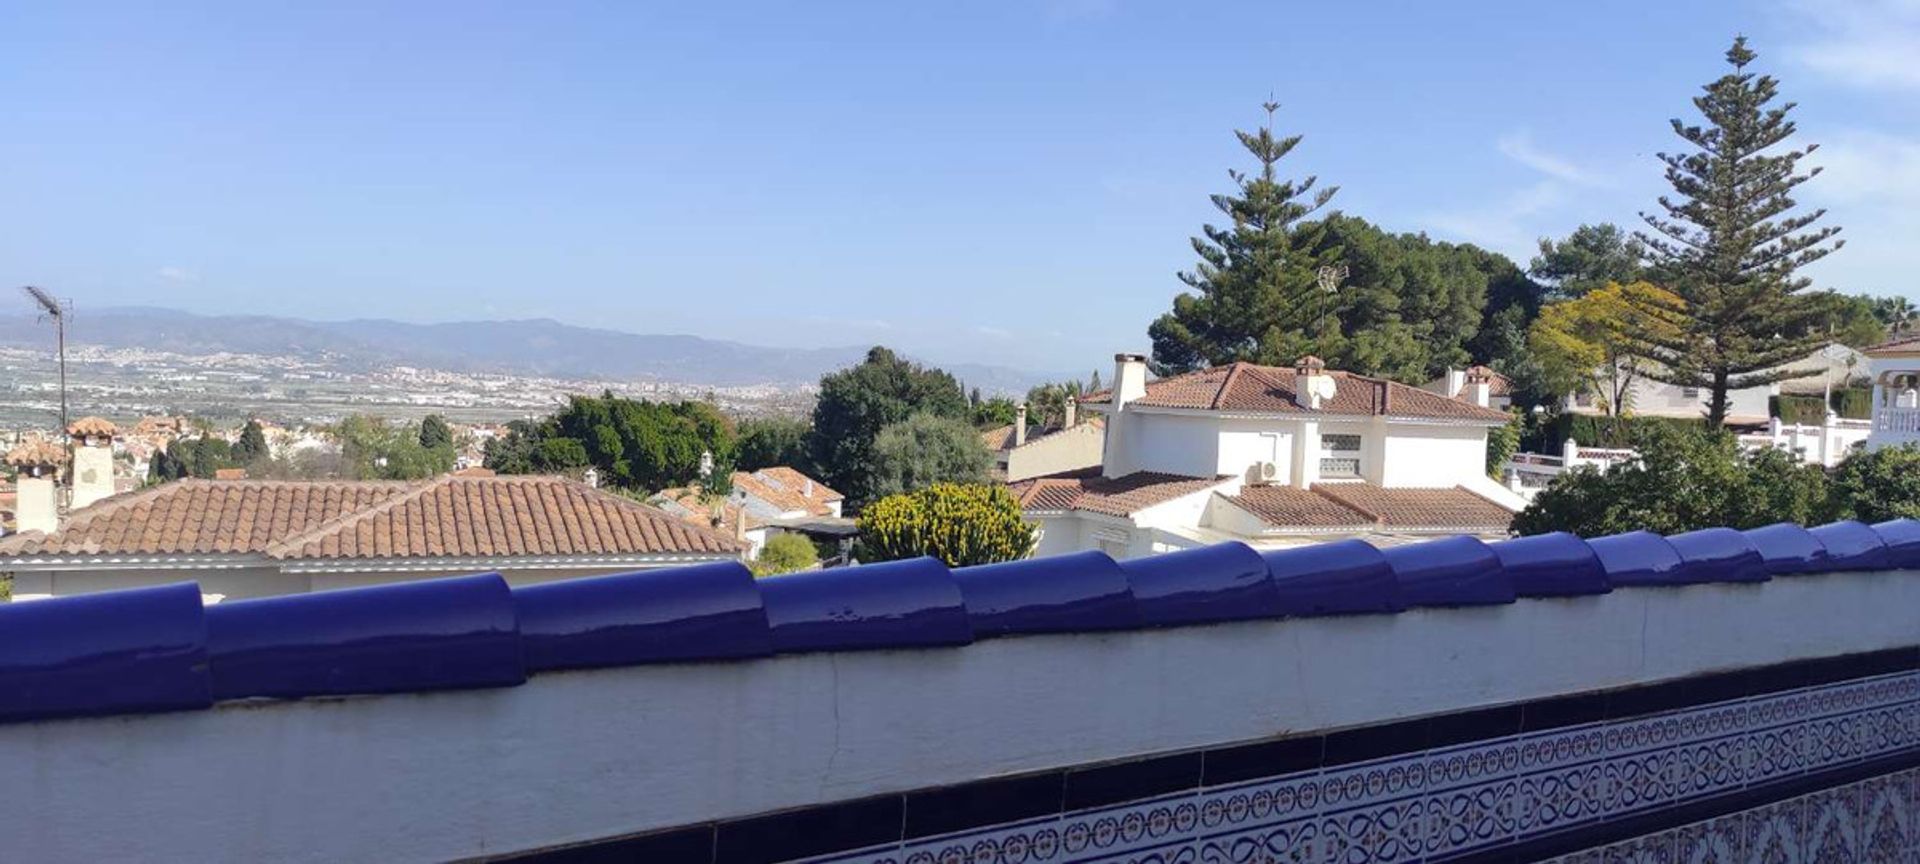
[{"xmin": 3, "ymin": 1, "xmax": 1918, "ymax": 376}]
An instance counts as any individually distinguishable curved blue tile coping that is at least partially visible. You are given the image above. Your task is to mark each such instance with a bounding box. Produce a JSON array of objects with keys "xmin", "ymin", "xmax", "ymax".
[{"xmin": 4, "ymin": 519, "xmax": 1920, "ymax": 723}]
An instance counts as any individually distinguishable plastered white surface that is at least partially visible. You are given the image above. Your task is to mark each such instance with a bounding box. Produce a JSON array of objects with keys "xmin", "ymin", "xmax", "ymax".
[{"xmin": 1, "ymin": 569, "xmax": 1916, "ymax": 863}]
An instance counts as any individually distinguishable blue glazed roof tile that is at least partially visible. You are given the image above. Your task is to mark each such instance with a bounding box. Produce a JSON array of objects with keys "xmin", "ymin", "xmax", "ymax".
[
  {"xmin": 1870, "ymin": 519, "xmax": 1920, "ymax": 568},
  {"xmin": 205, "ymin": 572, "xmax": 524, "ymax": 700},
  {"xmin": 1806, "ymin": 522, "xmax": 1890, "ymax": 572},
  {"xmin": 1587, "ymin": 531, "xmax": 1688, "ymax": 586},
  {"xmin": 1259, "ymin": 540, "xmax": 1403, "ymax": 616},
  {"xmin": 952, "ymin": 550, "xmax": 1140, "ymax": 637},
  {"xmin": 515, "ymin": 561, "xmax": 772, "ymax": 671},
  {"xmin": 0, "ymin": 582, "xmax": 210, "ymax": 723},
  {"xmin": 1665, "ymin": 528, "xmax": 1768, "ymax": 584},
  {"xmin": 1118, "ymin": 542, "xmax": 1280, "ymax": 627},
  {"xmin": 1487, "ymin": 533, "xmax": 1608, "ymax": 596},
  {"xmin": 1743, "ymin": 523, "xmax": 1829, "ymax": 575},
  {"xmin": 758, "ymin": 557, "xmax": 973, "ymax": 653},
  {"xmin": 1382, "ymin": 535, "xmax": 1513, "ymax": 607}
]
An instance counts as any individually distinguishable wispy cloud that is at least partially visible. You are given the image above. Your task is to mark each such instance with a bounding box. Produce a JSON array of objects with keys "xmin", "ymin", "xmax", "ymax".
[
  {"xmin": 1787, "ymin": 0, "xmax": 1920, "ymax": 91},
  {"xmin": 972, "ymin": 325, "xmax": 1013, "ymax": 339},
  {"xmin": 1424, "ymin": 180, "xmax": 1565, "ymax": 257},
  {"xmin": 1496, "ymin": 131, "xmax": 1604, "ymax": 187},
  {"xmin": 157, "ymin": 266, "xmax": 199, "ymax": 284}
]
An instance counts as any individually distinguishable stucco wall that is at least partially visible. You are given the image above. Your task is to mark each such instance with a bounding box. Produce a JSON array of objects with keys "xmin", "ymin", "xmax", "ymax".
[
  {"xmin": 1117, "ymin": 411, "xmax": 1221, "ymax": 477},
  {"xmin": 1004, "ymin": 422, "xmax": 1104, "ymax": 482},
  {"xmin": 1379, "ymin": 423, "xmax": 1489, "ymax": 487},
  {"xmin": 2, "ymin": 568, "xmax": 1915, "ymax": 863},
  {"xmin": 8, "ymin": 561, "xmax": 732, "ymax": 602}
]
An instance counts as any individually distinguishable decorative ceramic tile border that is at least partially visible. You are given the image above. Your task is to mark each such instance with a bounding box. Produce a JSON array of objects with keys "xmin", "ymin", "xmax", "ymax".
[
  {"xmin": 1537, "ymin": 765, "xmax": 1916, "ymax": 863},
  {"xmin": 804, "ymin": 670, "xmax": 1919, "ymax": 864}
]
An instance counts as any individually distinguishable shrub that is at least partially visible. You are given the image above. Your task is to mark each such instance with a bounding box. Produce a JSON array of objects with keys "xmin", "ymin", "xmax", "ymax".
[
  {"xmin": 750, "ymin": 532, "xmax": 819, "ymax": 577},
  {"xmin": 855, "ymin": 483, "xmax": 1036, "ymax": 567}
]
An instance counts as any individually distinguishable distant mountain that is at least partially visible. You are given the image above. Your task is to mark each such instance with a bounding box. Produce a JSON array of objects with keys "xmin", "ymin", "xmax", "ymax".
[{"xmin": 0, "ymin": 306, "xmax": 1054, "ymax": 392}]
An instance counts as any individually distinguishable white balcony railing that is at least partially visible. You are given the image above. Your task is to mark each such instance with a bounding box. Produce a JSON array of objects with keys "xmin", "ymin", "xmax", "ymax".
[{"xmin": 1876, "ymin": 407, "xmax": 1920, "ymax": 434}]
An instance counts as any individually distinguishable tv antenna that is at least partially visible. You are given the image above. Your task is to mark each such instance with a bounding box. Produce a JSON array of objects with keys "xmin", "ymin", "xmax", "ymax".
[
  {"xmin": 1314, "ymin": 264, "xmax": 1348, "ymax": 346},
  {"xmin": 20, "ymin": 286, "xmax": 69, "ymax": 434}
]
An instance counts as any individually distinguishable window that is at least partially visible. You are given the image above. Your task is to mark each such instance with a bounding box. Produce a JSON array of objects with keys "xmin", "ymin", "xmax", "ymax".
[
  {"xmin": 1319, "ymin": 433, "xmax": 1362, "ymax": 477},
  {"xmin": 1681, "ymin": 387, "xmax": 1700, "ymax": 399}
]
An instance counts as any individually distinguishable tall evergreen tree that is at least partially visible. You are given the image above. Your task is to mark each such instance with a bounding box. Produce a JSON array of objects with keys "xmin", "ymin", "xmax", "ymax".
[
  {"xmin": 233, "ymin": 420, "xmax": 269, "ymax": 465},
  {"xmin": 1148, "ymin": 102, "xmax": 1338, "ymax": 373},
  {"xmin": 418, "ymin": 414, "xmax": 453, "ymax": 450},
  {"xmin": 1632, "ymin": 37, "xmax": 1843, "ymax": 427}
]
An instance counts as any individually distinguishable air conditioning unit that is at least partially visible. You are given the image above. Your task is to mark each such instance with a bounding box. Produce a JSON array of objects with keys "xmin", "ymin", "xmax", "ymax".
[{"xmin": 1251, "ymin": 461, "xmax": 1280, "ymax": 484}]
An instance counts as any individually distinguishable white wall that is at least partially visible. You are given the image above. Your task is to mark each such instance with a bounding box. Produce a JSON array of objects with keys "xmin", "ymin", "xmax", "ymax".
[
  {"xmin": 1113, "ymin": 412, "xmax": 1221, "ymax": 477},
  {"xmin": 1, "ymin": 569, "xmax": 1914, "ymax": 863},
  {"xmin": 1606, "ymin": 377, "xmax": 1773, "ymax": 421},
  {"xmin": 1379, "ymin": 423, "xmax": 1490, "ymax": 487},
  {"xmin": 1005, "ymin": 423, "xmax": 1105, "ymax": 482},
  {"xmin": 1215, "ymin": 419, "xmax": 1293, "ymax": 482},
  {"xmin": 8, "ymin": 561, "xmax": 736, "ymax": 602}
]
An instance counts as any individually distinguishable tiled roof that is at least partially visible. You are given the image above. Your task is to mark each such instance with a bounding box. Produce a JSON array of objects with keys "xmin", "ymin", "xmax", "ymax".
[
  {"xmin": 1227, "ymin": 482, "xmax": 1515, "ymax": 532},
  {"xmin": 1011, "ymin": 469, "xmax": 1228, "ymax": 516},
  {"xmin": 1866, "ymin": 332, "xmax": 1920, "ymax": 355},
  {"xmin": 0, "ymin": 475, "xmax": 740, "ymax": 560},
  {"xmin": 652, "ymin": 488, "xmax": 761, "ymax": 536},
  {"xmin": 4, "ymin": 439, "xmax": 69, "ymax": 468},
  {"xmin": 65, "ymin": 417, "xmax": 119, "ymax": 437},
  {"xmin": 980, "ymin": 424, "xmax": 1021, "ymax": 452},
  {"xmin": 1082, "ymin": 362, "xmax": 1509, "ymax": 422},
  {"xmin": 1228, "ymin": 485, "xmax": 1375, "ymax": 529},
  {"xmin": 733, "ymin": 467, "xmax": 842, "ymax": 517}
]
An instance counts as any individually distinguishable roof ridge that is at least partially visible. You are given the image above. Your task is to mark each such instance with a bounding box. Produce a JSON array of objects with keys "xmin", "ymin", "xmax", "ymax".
[
  {"xmin": 262, "ymin": 476, "xmax": 453, "ymax": 559},
  {"xmin": 1310, "ymin": 483, "xmax": 1382, "ymax": 524},
  {"xmin": 33, "ymin": 480, "xmax": 188, "ymax": 540},
  {"xmin": 562, "ymin": 476, "xmax": 742, "ymax": 552},
  {"xmin": 1211, "ymin": 362, "xmax": 1247, "ymax": 411}
]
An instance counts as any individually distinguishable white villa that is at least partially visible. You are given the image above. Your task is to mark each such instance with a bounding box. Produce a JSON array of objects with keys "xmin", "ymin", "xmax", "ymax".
[
  {"xmin": 1866, "ymin": 333, "xmax": 1920, "ymax": 451},
  {"xmin": 1014, "ymin": 355, "xmax": 1522, "ymax": 559}
]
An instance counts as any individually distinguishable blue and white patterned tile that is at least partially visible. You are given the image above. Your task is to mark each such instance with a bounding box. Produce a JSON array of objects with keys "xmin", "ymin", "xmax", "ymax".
[
  {"xmin": 1676, "ymin": 814, "xmax": 1744, "ymax": 864},
  {"xmin": 1191, "ymin": 816, "xmax": 1325, "ymax": 864},
  {"xmin": 1054, "ymin": 792, "xmax": 1203, "ymax": 862},
  {"xmin": 887, "ymin": 815, "xmax": 1068, "ymax": 864},
  {"xmin": 1742, "ymin": 795, "xmax": 1804, "ymax": 864},
  {"xmin": 1800, "ymin": 782, "xmax": 1862, "ymax": 861},
  {"xmin": 1598, "ymin": 832, "xmax": 1676, "ymax": 863},
  {"xmin": 1860, "ymin": 770, "xmax": 1912, "ymax": 864},
  {"xmin": 1315, "ymin": 794, "xmax": 1420, "ymax": 864},
  {"xmin": 1423, "ymin": 776, "xmax": 1517, "ymax": 861}
]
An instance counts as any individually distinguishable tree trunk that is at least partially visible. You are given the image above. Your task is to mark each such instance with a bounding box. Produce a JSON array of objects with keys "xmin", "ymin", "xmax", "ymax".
[{"xmin": 1707, "ymin": 369, "xmax": 1730, "ymax": 428}]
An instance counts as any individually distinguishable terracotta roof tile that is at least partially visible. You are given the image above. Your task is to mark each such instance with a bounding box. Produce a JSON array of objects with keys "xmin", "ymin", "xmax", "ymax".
[
  {"xmin": 4, "ymin": 439, "xmax": 70, "ymax": 468},
  {"xmin": 1226, "ymin": 482, "xmax": 1515, "ymax": 533},
  {"xmin": 0, "ymin": 476, "xmax": 740, "ymax": 560},
  {"xmin": 65, "ymin": 417, "xmax": 119, "ymax": 437},
  {"xmin": 1011, "ymin": 469, "xmax": 1228, "ymax": 516},
  {"xmin": 731, "ymin": 467, "xmax": 842, "ymax": 517},
  {"xmin": 1081, "ymin": 362, "xmax": 1509, "ymax": 422}
]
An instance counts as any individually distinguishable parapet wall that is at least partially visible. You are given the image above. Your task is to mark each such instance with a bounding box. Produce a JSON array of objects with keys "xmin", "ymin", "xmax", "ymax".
[{"xmin": 1, "ymin": 521, "xmax": 1918, "ymax": 862}]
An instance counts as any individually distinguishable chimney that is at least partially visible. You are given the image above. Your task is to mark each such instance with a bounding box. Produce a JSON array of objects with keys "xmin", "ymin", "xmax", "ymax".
[
  {"xmin": 1465, "ymin": 365, "xmax": 1494, "ymax": 408},
  {"xmin": 1014, "ymin": 403, "xmax": 1028, "ymax": 447},
  {"xmin": 1445, "ymin": 367, "xmax": 1467, "ymax": 398},
  {"xmin": 1293, "ymin": 355, "xmax": 1335, "ymax": 410},
  {"xmin": 1063, "ymin": 395, "xmax": 1077, "ymax": 429},
  {"xmin": 5, "ymin": 440, "xmax": 68, "ymax": 535},
  {"xmin": 66, "ymin": 418, "xmax": 119, "ymax": 511},
  {"xmin": 1102, "ymin": 353, "xmax": 1150, "ymax": 479},
  {"xmin": 1113, "ymin": 354, "xmax": 1148, "ymax": 409}
]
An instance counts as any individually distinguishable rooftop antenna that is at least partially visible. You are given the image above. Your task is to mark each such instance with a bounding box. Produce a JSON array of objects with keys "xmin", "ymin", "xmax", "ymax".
[
  {"xmin": 1314, "ymin": 264, "xmax": 1348, "ymax": 348},
  {"xmin": 20, "ymin": 286, "xmax": 69, "ymax": 435}
]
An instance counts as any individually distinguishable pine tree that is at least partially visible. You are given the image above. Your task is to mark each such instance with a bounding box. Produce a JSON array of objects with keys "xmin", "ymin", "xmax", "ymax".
[
  {"xmin": 419, "ymin": 414, "xmax": 453, "ymax": 450},
  {"xmin": 233, "ymin": 420, "xmax": 269, "ymax": 465},
  {"xmin": 1087, "ymin": 369, "xmax": 1103, "ymax": 393},
  {"xmin": 1633, "ymin": 37, "xmax": 1843, "ymax": 427},
  {"xmin": 1148, "ymin": 102, "xmax": 1338, "ymax": 373}
]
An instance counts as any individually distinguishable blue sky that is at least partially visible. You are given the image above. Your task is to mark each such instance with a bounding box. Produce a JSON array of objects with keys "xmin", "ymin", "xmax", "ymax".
[{"xmin": 4, "ymin": 1, "xmax": 1918, "ymax": 376}]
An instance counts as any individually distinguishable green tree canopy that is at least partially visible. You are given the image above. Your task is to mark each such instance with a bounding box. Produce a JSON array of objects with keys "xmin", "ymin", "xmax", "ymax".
[
  {"xmin": 485, "ymin": 394, "xmax": 737, "ymax": 491},
  {"xmin": 736, "ymin": 416, "xmax": 813, "ymax": 473},
  {"xmin": 1023, "ymin": 380, "xmax": 1084, "ymax": 429},
  {"xmin": 869, "ymin": 413, "xmax": 994, "ymax": 500},
  {"xmin": 810, "ymin": 347, "xmax": 969, "ymax": 507},
  {"xmin": 1512, "ymin": 424, "xmax": 1834, "ymax": 536},
  {"xmin": 1829, "ymin": 444, "xmax": 1920, "ymax": 523},
  {"xmin": 1528, "ymin": 281, "xmax": 1686, "ymax": 414},
  {"xmin": 970, "ymin": 396, "xmax": 1019, "ymax": 430},
  {"xmin": 336, "ymin": 415, "xmax": 456, "ymax": 480},
  {"xmin": 419, "ymin": 414, "xmax": 453, "ymax": 450},
  {"xmin": 1529, "ymin": 223, "xmax": 1648, "ymax": 301},
  {"xmin": 232, "ymin": 420, "xmax": 270, "ymax": 466},
  {"xmin": 1632, "ymin": 37, "xmax": 1844, "ymax": 427},
  {"xmin": 855, "ymin": 483, "xmax": 1036, "ymax": 567},
  {"xmin": 750, "ymin": 532, "xmax": 819, "ymax": 577},
  {"xmin": 1148, "ymin": 102, "xmax": 1339, "ymax": 374}
]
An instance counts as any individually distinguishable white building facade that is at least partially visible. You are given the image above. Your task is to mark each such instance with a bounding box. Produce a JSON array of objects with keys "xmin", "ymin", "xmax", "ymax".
[
  {"xmin": 1866, "ymin": 334, "xmax": 1920, "ymax": 451},
  {"xmin": 1016, "ymin": 355, "xmax": 1522, "ymax": 558}
]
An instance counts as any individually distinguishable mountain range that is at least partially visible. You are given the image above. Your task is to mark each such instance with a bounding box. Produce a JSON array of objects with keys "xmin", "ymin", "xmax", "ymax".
[{"xmin": 0, "ymin": 306, "xmax": 1055, "ymax": 392}]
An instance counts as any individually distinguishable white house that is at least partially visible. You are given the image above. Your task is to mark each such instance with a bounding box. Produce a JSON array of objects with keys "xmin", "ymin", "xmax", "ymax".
[
  {"xmin": 1866, "ymin": 333, "xmax": 1920, "ymax": 451},
  {"xmin": 1014, "ymin": 355, "xmax": 1522, "ymax": 559},
  {"xmin": 1421, "ymin": 366, "xmax": 1514, "ymax": 411},
  {"xmin": 980, "ymin": 399, "xmax": 1105, "ymax": 482},
  {"xmin": 1561, "ymin": 344, "xmax": 1866, "ymax": 426}
]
